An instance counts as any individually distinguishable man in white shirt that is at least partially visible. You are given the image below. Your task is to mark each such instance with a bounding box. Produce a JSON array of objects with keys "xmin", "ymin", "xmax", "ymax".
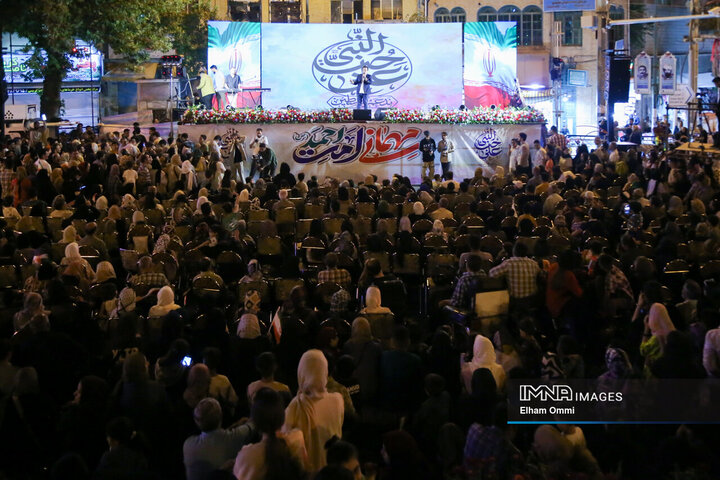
[
  {"xmin": 508, "ymin": 138, "xmax": 522, "ymax": 175},
  {"xmin": 437, "ymin": 131, "xmax": 455, "ymax": 180},
  {"xmin": 532, "ymin": 140, "xmax": 547, "ymax": 168},
  {"xmin": 210, "ymin": 65, "xmax": 226, "ymax": 110},
  {"xmin": 518, "ymin": 133, "xmax": 531, "ymax": 175},
  {"xmin": 608, "ymin": 142, "xmax": 620, "ymax": 164},
  {"xmin": 248, "ymin": 128, "xmax": 269, "ymax": 179},
  {"xmin": 34, "ymin": 150, "xmax": 52, "ymax": 174},
  {"xmin": 211, "ymin": 135, "xmax": 223, "ymax": 158}
]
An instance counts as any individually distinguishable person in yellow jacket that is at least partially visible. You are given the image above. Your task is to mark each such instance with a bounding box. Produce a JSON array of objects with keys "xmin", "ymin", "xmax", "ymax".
[{"xmin": 197, "ymin": 66, "xmax": 215, "ymax": 109}]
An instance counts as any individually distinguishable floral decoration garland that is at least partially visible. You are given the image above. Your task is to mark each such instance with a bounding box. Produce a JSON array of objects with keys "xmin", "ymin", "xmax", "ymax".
[{"xmin": 181, "ymin": 106, "xmax": 544, "ymax": 125}]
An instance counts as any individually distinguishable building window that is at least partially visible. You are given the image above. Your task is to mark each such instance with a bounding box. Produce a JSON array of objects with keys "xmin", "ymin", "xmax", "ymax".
[
  {"xmin": 450, "ymin": 7, "xmax": 466, "ymax": 22},
  {"xmin": 521, "ymin": 6, "xmax": 542, "ymax": 46},
  {"xmin": 434, "ymin": 7, "xmax": 451, "ymax": 22},
  {"xmin": 554, "ymin": 11, "xmax": 582, "ymax": 46},
  {"xmin": 497, "ymin": 5, "xmax": 520, "ymax": 24},
  {"xmin": 477, "ymin": 6, "xmax": 497, "ymax": 22},
  {"xmin": 372, "ymin": 0, "xmax": 401, "ymax": 19}
]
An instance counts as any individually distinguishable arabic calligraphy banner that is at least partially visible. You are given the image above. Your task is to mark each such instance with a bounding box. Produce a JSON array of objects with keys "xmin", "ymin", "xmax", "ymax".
[
  {"xmin": 464, "ymin": 22, "xmax": 518, "ymax": 109},
  {"xmin": 260, "ymin": 23, "xmax": 463, "ymax": 110},
  {"xmin": 177, "ymin": 122, "xmax": 541, "ymax": 184}
]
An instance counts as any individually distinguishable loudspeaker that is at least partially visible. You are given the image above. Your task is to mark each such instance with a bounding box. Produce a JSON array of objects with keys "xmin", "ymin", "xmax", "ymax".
[
  {"xmin": 353, "ymin": 109, "xmax": 372, "ymax": 121},
  {"xmin": 374, "ymin": 108, "xmax": 388, "ymax": 121},
  {"xmin": 608, "ymin": 58, "xmax": 631, "ymax": 104}
]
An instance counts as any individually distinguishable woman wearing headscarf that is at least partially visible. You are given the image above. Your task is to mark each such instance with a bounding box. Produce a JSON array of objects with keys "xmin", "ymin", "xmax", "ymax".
[
  {"xmin": 109, "ymin": 287, "xmax": 137, "ymax": 323},
  {"xmin": 640, "ymin": 301, "xmax": 676, "ymax": 374},
  {"xmin": 237, "ymin": 312, "xmax": 262, "ymax": 339},
  {"xmin": 234, "ymin": 387, "xmax": 308, "ymax": 480},
  {"xmin": 148, "ymin": 286, "xmax": 181, "ymax": 318},
  {"xmin": 667, "ymin": 195, "xmax": 684, "ymax": 219},
  {"xmin": 106, "ymin": 164, "xmax": 122, "ymax": 200},
  {"xmin": 240, "ymin": 259, "xmax": 264, "ymax": 283},
  {"xmin": 360, "ymin": 286, "xmax": 392, "ymax": 315},
  {"xmin": 60, "ymin": 242, "xmax": 95, "ymax": 288},
  {"xmin": 409, "ymin": 201, "xmax": 429, "ymax": 224},
  {"xmin": 426, "ymin": 219, "xmax": 448, "ymax": 242},
  {"xmin": 111, "ymin": 352, "xmax": 169, "ymax": 436},
  {"xmin": 283, "ymin": 350, "xmax": 344, "ymax": 473},
  {"xmin": 228, "ymin": 312, "xmax": 271, "ymax": 410},
  {"xmin": 13, "ymin": 292, "xmax": 49, "ymax": 333},
  {"xmin": 532, "ymin": 425, "xmax": 602, "ymax": 480},
  {"xmin": 183, "ymin": 363, "xmax": 211, "ymax": 409},
  {"xmin": 490, "ymin": 166, "xmax": 505, "ymax": 188},
  {"xmin": 49, "ymin": 195, "xmax": 73, "ymax": 219},
  {"xmin": 121, "ymin": 193, "xmax": 137, "ymax": 211},
  {"xmin": 60, "ymin": 225, "xmax": 78, "ymax": 245},
  {"xmin": 461, "ymin": 334, "xmax": 506, "ymax": 393},
  {"xmin": 94, "ymin": 261, "xmax": 117, "ymax": 286},
  {"xmin": 342, "ymin": 317, "xmax": 382, "ymax": 403}
]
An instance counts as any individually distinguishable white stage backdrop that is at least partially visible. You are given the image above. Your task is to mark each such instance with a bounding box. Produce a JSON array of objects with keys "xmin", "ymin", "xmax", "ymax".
[{"xmin": 178, "ymin": 123, "xmax": 542, "ymax": 184}]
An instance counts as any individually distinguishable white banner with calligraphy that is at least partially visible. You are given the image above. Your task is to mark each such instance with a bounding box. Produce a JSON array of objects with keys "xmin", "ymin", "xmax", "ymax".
[{"xmin": 178, "ymin": 122, "xmax": 542, "ymax": 184}]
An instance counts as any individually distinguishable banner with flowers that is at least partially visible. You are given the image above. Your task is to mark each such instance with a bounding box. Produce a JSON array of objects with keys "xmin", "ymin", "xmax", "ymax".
[{"xmin": 177, "ymin": 121, "xmax": 542, "ymax": 183}]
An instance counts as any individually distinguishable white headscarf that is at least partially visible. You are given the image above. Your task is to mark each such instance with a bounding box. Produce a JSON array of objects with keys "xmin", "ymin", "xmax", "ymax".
[
  {"xmin": 413, "ymin": 201, "xmax": 425, "ymax": 216},
  {"xmin": 196, "ymin": 196, "xmax": 209, "ymax": 214},
  {"xmin": 362, "ymin": 286, "xmax": 391, "ymax": 314},
  {"xmin": 121, "ymin": 194, "xmax": 136, "ymax": 209},
  {"xmin": 95, "ymin": 196, "xmax": 108, "ymax": 211},
  {"xmin": 461, "ymin": 334, "xmax": 506, "ymax": 393},
  {"xmin": 157, "ymin": 286, "xmax": 175, "ymax": 307},
  {"xmin": 65, "ymin": 242, "xmax": 81, "ymax": 260}
]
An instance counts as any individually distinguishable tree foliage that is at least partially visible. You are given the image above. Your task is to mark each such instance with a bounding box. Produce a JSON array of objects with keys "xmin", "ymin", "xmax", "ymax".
[
  {"xmin": 6, "ymin": 0, "xmax": 196, "ymax": 120},
  {"xmin": 173, "ymin": 1, "xmax": 216, "ymax": 76}
]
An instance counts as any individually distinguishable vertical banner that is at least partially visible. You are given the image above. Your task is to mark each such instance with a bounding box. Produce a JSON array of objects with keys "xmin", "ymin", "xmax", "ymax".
[
  {"xmin": 463, "ymin": 22, "xmax": 518, "ymax": 108},
  {"xmin": 634, "ymin": 52, "xmax": 651, "ymax": 95},
  {"xmin": 659, "ymin": 52, "xmax": 677, "ymax": 95}
]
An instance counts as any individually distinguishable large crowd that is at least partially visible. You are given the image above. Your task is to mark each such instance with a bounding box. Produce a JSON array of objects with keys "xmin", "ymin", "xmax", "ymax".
[{"xmin": 1, "ymin": 120, "xmax": 720, "ymax": 480}]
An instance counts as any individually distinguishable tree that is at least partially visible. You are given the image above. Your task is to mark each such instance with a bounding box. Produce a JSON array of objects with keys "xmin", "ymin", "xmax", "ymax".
[
  {"xmin": 10, "ymin": 0, "xmax": 189, "ymax": 120},
  {"xmin": 173, "ymin": 1, "xmax": 216, "ymax": 76}
]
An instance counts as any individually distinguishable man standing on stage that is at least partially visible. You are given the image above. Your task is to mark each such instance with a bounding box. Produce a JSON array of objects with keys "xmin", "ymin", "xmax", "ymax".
[
  {"xmin": 210, "ymin": 65, "xmax": 226, "ymax": 110},
  {"xmin": 248, "ymin": 128, "xmax": 269, "ymax": 180},
  {"xmin": 351, "ymin": 65, "xmax": 372, "ymax": 110},
  {"xmin": 226, "ymin": 67, "xmax": 241, "ymax": 108},
  {"xmin": 258, "ymin": 143, "xmax": 277, "ymax": 178},
  {"xmin": 197, "ymin": 67, "xmax": 215, "ymax": 110},
  {"xmin": 419, "ymin": 130, "xmax": 437, "ymax": 180},
  {"xmin": 437, "ymin": 131, "xmax": 455, "ymax": 180}
]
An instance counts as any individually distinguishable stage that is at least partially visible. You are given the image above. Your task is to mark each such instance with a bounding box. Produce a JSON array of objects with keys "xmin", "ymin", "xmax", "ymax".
[
  {"xmin": 178, "ymin": 120, "xmax": 543, "ymax": 184},
  {"xmin": 176, "ymin": 106, "xmax": 544, "ymax": 183}
]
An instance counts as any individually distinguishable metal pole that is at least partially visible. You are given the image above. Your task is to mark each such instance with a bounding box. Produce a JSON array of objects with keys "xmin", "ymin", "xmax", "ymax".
[
  {"xmin": 9, "ymin": 33, "xmax": 15, "ymax": 105},
  {"xmin": 689, "ymin": 0, "xmax": 700, "ymax": 130},
  {"xmin": 169, "ymin": 69, "xmax": 174, "ymax": 138},
  {"xmin": 551, "ymin": 20, "xmax": 562, "ymax": 130},
  {"xmin": 89, "ymin": 44, "xmax": 95, "ymax": 128}
]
